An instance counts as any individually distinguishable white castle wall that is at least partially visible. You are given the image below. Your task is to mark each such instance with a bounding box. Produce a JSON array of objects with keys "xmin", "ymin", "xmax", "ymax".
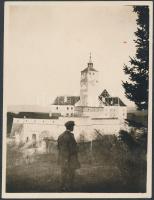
[
  {"xmin": 75, "ymin": 106, "xmax": 127, "ymax": 119},
  {"xmin": 86, "ymin": 71, "xmax": 100, "ymax": 107},
  {"xmin": 11, "ymin": 117, "xmax": 126, "ymax": 144},
  {"xmin": 80, "ymin": 70, "xmax": 100, "ymax": 107}
]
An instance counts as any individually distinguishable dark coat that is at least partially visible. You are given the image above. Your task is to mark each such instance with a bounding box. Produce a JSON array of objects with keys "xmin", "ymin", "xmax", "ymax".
[{"xmin": 57, "ymin": 130, "xmax": 80, "ymax": 169}]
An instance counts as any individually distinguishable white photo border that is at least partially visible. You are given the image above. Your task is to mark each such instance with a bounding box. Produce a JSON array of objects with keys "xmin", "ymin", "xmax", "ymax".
[{"xmin": 2, "ymin": 1, "xmax": 153, "ymax": 198}]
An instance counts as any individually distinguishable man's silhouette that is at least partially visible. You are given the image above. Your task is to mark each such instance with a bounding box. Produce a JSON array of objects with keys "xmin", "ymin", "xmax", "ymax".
[{"xmin": 57, "ymin": 121, "xmax": 80, "ymax": 192}]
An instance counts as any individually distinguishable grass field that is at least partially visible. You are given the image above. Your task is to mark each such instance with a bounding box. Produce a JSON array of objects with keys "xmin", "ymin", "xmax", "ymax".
[{"xmin": 6, "ymin": 135, "xmax": 147, "ymax": 193}]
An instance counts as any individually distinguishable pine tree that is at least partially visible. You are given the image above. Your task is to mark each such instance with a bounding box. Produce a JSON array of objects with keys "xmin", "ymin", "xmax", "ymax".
[{"xmin": 122, "ymin": 6, "xmax": 149, "ymax": 110}]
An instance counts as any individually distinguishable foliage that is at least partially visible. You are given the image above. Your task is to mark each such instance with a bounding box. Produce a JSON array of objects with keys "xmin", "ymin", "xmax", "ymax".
[
  {"xmin": 7, "ymin": 129, "xmax": 147, "ymax": 192},
  {"xmin": 122, "ymin": 6, "xmax": 149, "ymax": 110},
  {"xmin": 118, "ymin": 129, "xmax": 138, "ymax": 148},
  {"xmin": 127, "ymin": 110, "xmax": 148, "ymax": 128}
]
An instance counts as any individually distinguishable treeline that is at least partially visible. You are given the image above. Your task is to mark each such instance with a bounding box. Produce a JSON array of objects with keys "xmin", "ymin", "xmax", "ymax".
[{"xmin": 127, "ymin": 111, "xmax": 148, "ymax": 128}]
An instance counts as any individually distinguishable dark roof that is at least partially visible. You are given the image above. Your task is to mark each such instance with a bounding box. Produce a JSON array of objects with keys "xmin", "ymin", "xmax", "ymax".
[
  {"xmin": 99, "ymin": 96, "xmax": 126, "ymax": 107},
  {"xmin": 99, "ymin": 89, "xmax": 111, "ymax": 98},
  {"xmin": 99, "ymin": 89, "xmax": 126, "ymax": 106},
  {"xmin": 81, "ymin": 67, "xmax": 98, "ymax": 73},
  {"xmin": 53, "ymin": 96, "xmax": 80, "ymax": 105},
  {"xmin": 81, "ymin": 62, "xmax": 98, "ymax": 73}
]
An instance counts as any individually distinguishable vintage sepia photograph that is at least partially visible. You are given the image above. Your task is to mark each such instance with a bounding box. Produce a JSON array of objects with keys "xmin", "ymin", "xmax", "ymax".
[{"xmin": 2, "ymin": 1, "xmax": 152, "ymax": 198}]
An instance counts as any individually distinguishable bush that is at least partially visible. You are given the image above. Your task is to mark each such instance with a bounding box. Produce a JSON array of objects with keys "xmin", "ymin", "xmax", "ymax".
[{"xmin": 77, "ymin": 129, "xmax": 146, "ymax": 190}]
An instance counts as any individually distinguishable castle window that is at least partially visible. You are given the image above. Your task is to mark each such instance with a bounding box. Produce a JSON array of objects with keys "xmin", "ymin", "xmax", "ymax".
[
  {"xmin": 26, "ymin": 137, "xmax": 29, "ymax": 143},
  {"xmin": 32, "ymin": 134, "xmax": 36, "ymax": 140},
  {"xmin": 56, "ymin": 107, "xmax": 58, "ymax": 110},
  {"xmin": 66, "ymin": 113, "xmax": 69, "ymax": 116},
  {"xmin": 67, "ymin": 97, "xmax": 71, "ymax": 104},
  {"xmin": 67, "ymin": 107, "xmax": 69, "ymax": 110},
  {"xmin": 71, "ymin": 107, "xmax": 73, "ymax": 110},
  {"xmin": 89, "ymin": 72, "xmax": 91, "ymax": 75},
  {"xmin": 93, "ymin": 73, "xmax": 95, "ymax": 75}
]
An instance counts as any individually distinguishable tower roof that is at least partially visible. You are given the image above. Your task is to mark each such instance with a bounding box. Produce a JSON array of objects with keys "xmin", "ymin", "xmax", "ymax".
[
  {"xmin": 81, "ymin": 53, "xmax": 98, "ymax": 73},
  {"xmin": 100, "ymin": 89, "xmax": 111, "ymax": 98},
  {"xmin": 99, "ymin": 89, "xmax": 126, "ymax": 106},
  {"xmin": 81, "ymin": 67, "xmax": 98, "ymax": 73}
]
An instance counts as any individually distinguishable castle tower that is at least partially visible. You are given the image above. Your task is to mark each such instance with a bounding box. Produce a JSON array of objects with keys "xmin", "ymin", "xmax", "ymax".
[{"xmin": 80, "ymin": 54, "xmax": 99, "ymax": 107}]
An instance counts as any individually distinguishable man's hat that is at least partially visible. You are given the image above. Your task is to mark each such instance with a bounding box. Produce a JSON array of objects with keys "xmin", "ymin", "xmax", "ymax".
[{"xmin": 65, "ymin": 121, "xmax": 75, "ymax": 128}]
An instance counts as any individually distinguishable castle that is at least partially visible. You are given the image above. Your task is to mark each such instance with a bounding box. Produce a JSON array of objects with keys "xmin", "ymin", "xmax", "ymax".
[
  {"xmin": 49, "ymin": 55, "xmax": 127, "ymax": 119},
  {"xmin": 11, "ymin": 55, "xmax": 127, "ymax": 144}
]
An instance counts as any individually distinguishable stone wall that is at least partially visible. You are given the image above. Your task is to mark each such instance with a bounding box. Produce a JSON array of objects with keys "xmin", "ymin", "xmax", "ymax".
[{"xmin": 11, "ymin": 117, "xmax": 126, "ymax": 144}]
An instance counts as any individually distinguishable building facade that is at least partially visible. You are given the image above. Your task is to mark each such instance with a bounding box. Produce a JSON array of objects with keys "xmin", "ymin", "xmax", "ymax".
[
  {"xmin": 11, "ymin": 55, "xmax": 127, "ymax": 144},
  {"xmin": 11, "ymin": 117, "xmax": 127, "ymax": 145},
  {"xmin": 50, "ymin": 55, "xmax": 127, "ymax": 120},
  {"xmin": 49, "ymin": 96, "xmax": 80, "ymax": 117}
]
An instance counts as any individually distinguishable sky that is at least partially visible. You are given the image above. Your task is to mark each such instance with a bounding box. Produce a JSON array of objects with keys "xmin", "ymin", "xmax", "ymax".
[{"xmin": 4, "ymin": 2, "xmax": 138, "ymax": 107}]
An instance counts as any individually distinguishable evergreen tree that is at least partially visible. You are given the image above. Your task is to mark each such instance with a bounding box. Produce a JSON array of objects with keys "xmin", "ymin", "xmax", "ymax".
[{"xmin": 122, "ymin": 6, "xmax": 149, "ymax": 110}]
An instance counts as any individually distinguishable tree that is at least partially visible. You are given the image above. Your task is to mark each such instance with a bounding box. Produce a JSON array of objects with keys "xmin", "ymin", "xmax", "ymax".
[{"xmin": 122, "ymin": 6, "xmax": 149, "ymax": 110}]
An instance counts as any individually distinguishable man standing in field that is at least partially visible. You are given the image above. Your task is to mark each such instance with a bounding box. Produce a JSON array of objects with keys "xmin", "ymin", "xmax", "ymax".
[{"xmin": 57, "ymin": 121, "xmax": 80, "ymax": 192}]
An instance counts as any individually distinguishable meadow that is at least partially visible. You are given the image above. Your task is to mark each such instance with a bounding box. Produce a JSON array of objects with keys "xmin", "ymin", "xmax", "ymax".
[{"xmin": 6, "ymin": 131, "xmax": 147, "ymax": 193}]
